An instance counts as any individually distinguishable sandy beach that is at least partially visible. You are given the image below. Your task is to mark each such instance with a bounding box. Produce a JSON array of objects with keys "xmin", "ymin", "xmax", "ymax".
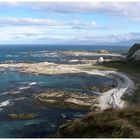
[{"xmin": 83, "ymin": 70, "xmax": 135, "ymax": 110}]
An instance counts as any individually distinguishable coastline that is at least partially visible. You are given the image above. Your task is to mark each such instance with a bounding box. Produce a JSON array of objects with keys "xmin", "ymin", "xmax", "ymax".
[
  {"xmin": 0, "ymin": 51, "xmax": 136, "ymax": 112},
  {"xmin": 83, "ymin": 70, "xmax": 135, "ymax": 110},
  {"xmin": 0, "ymin": 49, "xmax": 138, "ymax": 138},
  {"xmin": 0, "ymin": 61, "xmax": 135, "ymax": 111}
]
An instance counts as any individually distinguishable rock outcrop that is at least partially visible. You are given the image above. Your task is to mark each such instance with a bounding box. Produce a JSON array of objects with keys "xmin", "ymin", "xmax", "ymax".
[
  {"xmin": 127, "ymin": 43, "xmax": 140, "ymax": 61},
  {"xmin": 97, "ymin": 50, "xmax": 110, "ymax": 54},
  {"xmin": 36, "ymin": 89, "xmax": 98, "ymax": 109}
]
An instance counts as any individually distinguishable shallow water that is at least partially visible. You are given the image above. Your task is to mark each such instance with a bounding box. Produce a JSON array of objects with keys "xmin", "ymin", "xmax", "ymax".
[{"xmin": 0, "ymin": 45, "xmax": 124, "ymax": 137}]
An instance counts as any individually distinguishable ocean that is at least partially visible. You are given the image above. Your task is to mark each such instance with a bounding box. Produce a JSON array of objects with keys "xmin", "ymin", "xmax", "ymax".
[{"xmin": 0, "ymin": 45, "xmax": 130, "ymax": 138}]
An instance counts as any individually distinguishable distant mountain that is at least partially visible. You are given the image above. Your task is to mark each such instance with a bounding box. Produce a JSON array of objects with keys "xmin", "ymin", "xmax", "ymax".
[{"xmin": 127, "ymin": 43, "xmax": 140, "ymax": 61}]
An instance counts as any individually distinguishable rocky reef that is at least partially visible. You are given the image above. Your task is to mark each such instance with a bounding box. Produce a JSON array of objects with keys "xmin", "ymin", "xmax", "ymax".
[
  {"xmin": 127, "ymin": 43, "xmax": 140, "ymax": 61},
  {"xmin": 36, "ymin": 89, "xmax": 99, "ymax": 110},
  {"xmin": 96, "ymin": 50, "xmax": 110, "ymax": 54},
  {"xmin": 0, "ymin": 62, "xmax": 86, "ymax": 75},
  {"xmin": 60, "ymin": 50, "xmax": 120, "ymax": 57}
]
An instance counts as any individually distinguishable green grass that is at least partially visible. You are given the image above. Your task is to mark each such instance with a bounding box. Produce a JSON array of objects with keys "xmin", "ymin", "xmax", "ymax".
[
  {"xmin": 81, "ymin": 60, "xmax": 140, "ymax": 74},
  {"xmin": 59, "ymin": 107, "xmax": 140, "ymax": 138},
  {"xmin": 102, "ymin": 60, "xmax": 140, "ymax": 74}
]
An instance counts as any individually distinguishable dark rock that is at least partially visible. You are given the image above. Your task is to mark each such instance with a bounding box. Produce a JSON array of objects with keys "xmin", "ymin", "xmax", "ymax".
[{"xmin": 127, "ymin": 43, "xmax": 140, "ymax": 61}]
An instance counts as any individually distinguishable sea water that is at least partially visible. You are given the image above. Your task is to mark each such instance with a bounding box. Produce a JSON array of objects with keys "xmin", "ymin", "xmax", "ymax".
[{"xmin": 0, "ymin": 45, "xmax": 129, "ymax": 138}]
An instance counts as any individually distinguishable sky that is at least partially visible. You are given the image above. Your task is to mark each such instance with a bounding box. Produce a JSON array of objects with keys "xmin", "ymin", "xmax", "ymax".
[{"xmin": 0, "ymin": 2, "xmax": 140, "ymax": 45}]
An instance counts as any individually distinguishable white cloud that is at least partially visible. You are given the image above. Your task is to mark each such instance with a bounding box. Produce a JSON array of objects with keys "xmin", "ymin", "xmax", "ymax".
[
  {"xmin": 0, "ymin": 24, "xmax": 139, "ymax": 44},
  {"xmin": 69, "ymin": 32, "xmax": 140, "ymax": 44},
  {"xmin": 0, "ymin": 17, "xmax": 101, "ymax": 31},
  {"xmin": 0, "ymin": 24, "xmax": 77, "ymax": 43},
  {"xmin": 0, "ymin": 17, "xmax": 60, "ymax": 26},
  {"xmin": 66, "ymin": 20, "xmax": 97, "ymax": 30},
  {"xmin": 23, "ymin": 2, "xmax": 140, "ymax": 21},
  {"xmin": 0, "ymin": 2, "xmax": 139, "ymax": 44}
]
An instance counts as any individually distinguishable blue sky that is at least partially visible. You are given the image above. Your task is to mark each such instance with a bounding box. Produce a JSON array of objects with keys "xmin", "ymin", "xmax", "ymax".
[{"xmin": 0, "ymin": 2, "xmax": 140, "ymax": 45}]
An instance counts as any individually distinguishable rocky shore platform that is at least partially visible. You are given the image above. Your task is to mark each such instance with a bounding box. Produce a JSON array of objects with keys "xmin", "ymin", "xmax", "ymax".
[{"xmin": 36, "ymin": 89, "xmax": 99, "ymax": 110}]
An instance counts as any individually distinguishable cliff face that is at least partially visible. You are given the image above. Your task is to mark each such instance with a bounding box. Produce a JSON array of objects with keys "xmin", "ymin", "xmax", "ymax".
[{"xmin": 127, "ymin": 43, "xmax": 140, "ymax": 61}]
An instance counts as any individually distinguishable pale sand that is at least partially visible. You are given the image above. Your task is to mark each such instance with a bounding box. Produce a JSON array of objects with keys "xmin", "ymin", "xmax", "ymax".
[{"xmin": 83, "ymin": 70, "xmax": 135, "ymax": 110}]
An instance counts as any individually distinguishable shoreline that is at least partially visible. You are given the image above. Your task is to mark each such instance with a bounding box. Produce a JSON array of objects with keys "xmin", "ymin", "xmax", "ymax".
[
  {"xmin": 0, "ymin": 60, "xmax": 136, "ymax": 111},
  {"xmin": 83, "ymin": 70, "xmax": 135, "ymax": 110},
  {"xmin": 58, "ymin": 69, "xmax": 137, "ymax": 137}
]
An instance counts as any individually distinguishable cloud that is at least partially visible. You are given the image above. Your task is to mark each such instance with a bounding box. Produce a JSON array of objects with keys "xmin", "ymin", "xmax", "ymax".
[
  {"xmin": 23, "ymin": 33, "xmax": 38, "ymax": 37},
  {"xmin": 0, "ymin": 17, "xmax": 60, "ymax": 26},
  {"xmin": 69, "ymin": 32, "xmax": 140, "ymax": 44},
  {"xmin": 66, "ymin": 20, "xmax": 97, "ymax": 30},
  {"xmin": 0, "ymin": 24, "xmax": 139, "ymax": 44},
  {"xmin": 0, "ymin": 26, "xmax": 42, "ymax": 41},
  {"xmin": 0, "ymin": 2, "xmax": 139, "ymax": 44},
  {"xmin": 0, "ymin": 17, "xmax": 103, "ymax": 31},
  {"xmin": 0, "ymin": 21, "xmax": 139, "ymax": 44},
  {"xmin": 22, "ymin": 2, "xmax": 140, "ymax": 21}
]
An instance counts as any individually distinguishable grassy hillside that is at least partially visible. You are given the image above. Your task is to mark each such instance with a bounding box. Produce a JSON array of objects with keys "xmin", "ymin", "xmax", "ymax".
[{"xmin": 59, "ymin": 107, "xmax": 140, "ymax": 138}]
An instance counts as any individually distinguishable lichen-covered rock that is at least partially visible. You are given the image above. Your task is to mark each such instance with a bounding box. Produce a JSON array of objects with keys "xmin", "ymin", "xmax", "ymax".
[
  {"xmin": 127, "ymin": 43, "xmax": 140, "ymax": 61},
  {"xmin": 7, "ymin": 114, "xmax": 35, "ymax": 120}
]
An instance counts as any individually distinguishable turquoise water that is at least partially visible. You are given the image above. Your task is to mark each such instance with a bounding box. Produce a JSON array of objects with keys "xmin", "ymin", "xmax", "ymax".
[{"xmin": 0, "ymin": 45, "xmax": 125, "ymax": 137}]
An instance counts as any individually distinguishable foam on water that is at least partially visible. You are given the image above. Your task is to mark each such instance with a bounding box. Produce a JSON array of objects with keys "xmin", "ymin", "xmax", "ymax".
[
  {"xmin": 0, "ymin": 91, "xmax": 10, "ymax": 96},
  {"xmin": 0, "ymin": 100, "xmax": 11, "ymax": 109},
  {"xmin": 30, "ymin": 51, "xmax": 59, "ymax": 58},
  {"xmin": 29, "ymin": 82, "xmax": 37, "ymax": 86},
  {"xmin": 14, "ymin": 97, "xmax": 26, "ymax": 101},
  {"xmin": 18, "ymin": 82, "xmax": 37, "ymax": 90}
]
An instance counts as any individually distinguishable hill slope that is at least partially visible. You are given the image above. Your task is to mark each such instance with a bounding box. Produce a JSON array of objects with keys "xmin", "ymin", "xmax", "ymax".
[{"xmin": 59, "ymin": 107, "xmax": 140, "ymax": 138}]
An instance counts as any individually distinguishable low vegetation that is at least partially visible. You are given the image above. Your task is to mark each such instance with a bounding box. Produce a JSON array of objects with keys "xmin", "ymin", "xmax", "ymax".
[
  {"xmin": 80, "ymin": 65, "xmax": 117, "ymax": 71},
  {"xmin": 59, "ymin": 107, "xmax": 140, "ymax": 138},
  {"xmin": 58, "ymin": 60, "xmax": 140, "ymax": 138},
  {"xmin": 102, "ymin": 60, "xmax": 140, "ymax": 74}
]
